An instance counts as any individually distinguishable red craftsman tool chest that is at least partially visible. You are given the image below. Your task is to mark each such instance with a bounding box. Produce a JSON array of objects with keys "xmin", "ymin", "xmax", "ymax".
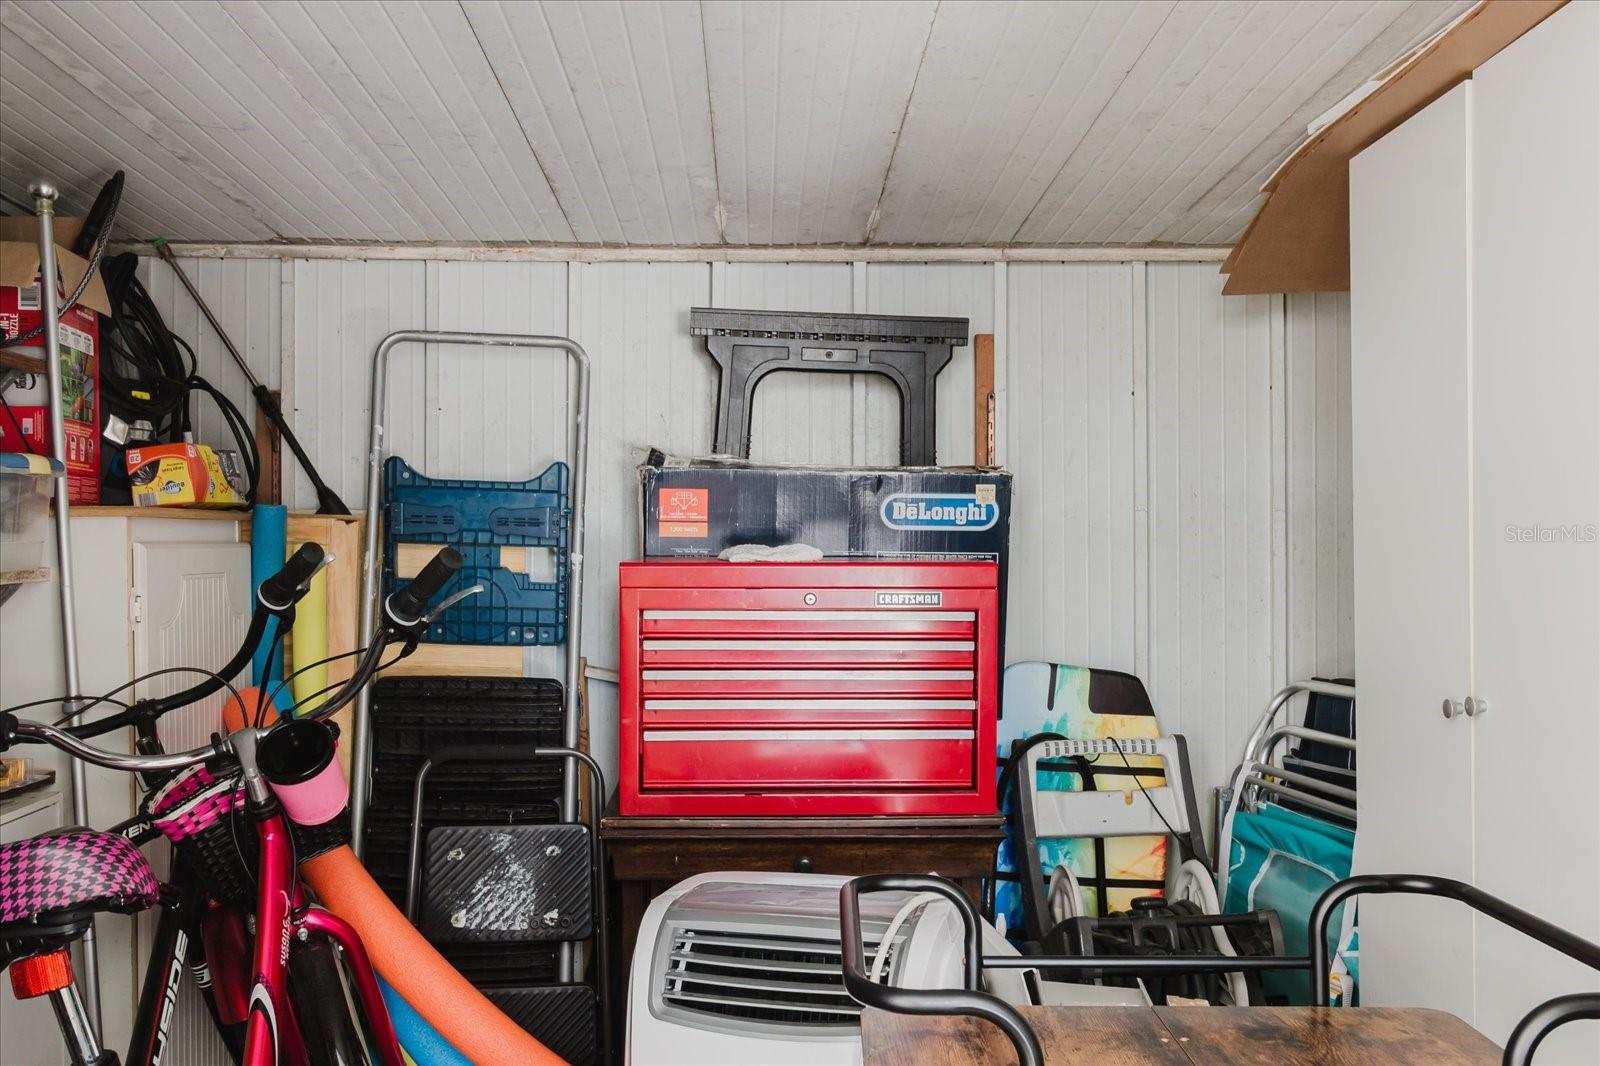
[{"xmin": 618, "ymin": 560, "xmax": 999, "ymax": 816}]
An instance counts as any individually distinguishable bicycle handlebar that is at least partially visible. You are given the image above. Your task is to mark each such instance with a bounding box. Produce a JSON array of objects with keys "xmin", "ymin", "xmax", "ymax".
[
  {"xmin": 258, "ymin": 542, "xmax": 326, "ymax": 610},
  {"xmin": 384, "ymin": 546, "xmax": 462, "ymax": 625},
  {"xmin": 16, "ymin": 719, "xmax": 225, "ymax": 773},
  {"xmin": 10, "ymin": 546, "xmax": 468, "ymax": 771}
]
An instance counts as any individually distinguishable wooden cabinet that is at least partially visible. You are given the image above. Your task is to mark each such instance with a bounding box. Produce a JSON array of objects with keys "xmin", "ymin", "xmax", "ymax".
[{"xmin": 1349, "ymin": 4, "xmax": 1600, "ymax": 1058}]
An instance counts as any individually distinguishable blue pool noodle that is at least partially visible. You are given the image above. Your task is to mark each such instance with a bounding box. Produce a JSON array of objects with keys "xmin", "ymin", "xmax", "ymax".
[
  {"xmin": 248, "ymin": 504, "xmax": 293, "ymax": 710},
  {"xmin": 379, "ymin": 977, "xmax": 473, "ymax": 1066}
]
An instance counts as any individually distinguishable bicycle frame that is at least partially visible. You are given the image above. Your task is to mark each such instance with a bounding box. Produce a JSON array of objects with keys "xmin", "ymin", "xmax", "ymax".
[
  {"xmin": 113, "ymin": 791, "xmax": 402, "ymax": 1066},
  {"xmin": 242, "ymin": 811, "xmax": 400, "ymax": 1066},
  {"xmin": 125, "ymin": 858, "xmax": 244, "ymax": 1064}
]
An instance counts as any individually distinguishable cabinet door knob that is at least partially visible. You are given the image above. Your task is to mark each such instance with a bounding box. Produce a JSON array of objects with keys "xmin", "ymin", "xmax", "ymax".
[
  {"xmin": 794, "ymin": 855, "xmax": 814, "ymax": 874},
  {"xmin": 1442, "ymin": 699, "xmax": 1465, "ymax": 720},
  {"xmin": 1464, "ymin": 696, "xmax": 1489, "ymax": 718}
]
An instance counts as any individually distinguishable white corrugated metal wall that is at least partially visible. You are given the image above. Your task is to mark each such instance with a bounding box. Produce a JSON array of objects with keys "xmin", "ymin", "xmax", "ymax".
[{"xmin": 147, "ymin": 255, "xmax": 1352, "ymax": 803}]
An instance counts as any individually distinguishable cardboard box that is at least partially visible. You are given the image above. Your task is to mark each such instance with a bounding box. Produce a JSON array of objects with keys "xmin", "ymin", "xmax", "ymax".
[
  {"xmin": 639, "ymin": 453, "xmax": 1013, "ymax": 620},
  {"xmin": 127, "ymin": 443, "xmax": 246, "ymax": 509},
  {"xmin": 0, "ymin": 215, "xmax": 109, "ymax": 504}
]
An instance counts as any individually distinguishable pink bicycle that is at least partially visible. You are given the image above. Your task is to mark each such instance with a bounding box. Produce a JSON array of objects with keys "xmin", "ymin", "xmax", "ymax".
[{"xmin": 0, "ymin": 544, "xmax": 465, "ymax": 1066}]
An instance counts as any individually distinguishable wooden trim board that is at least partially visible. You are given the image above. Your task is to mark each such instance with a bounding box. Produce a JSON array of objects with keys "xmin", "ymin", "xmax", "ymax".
[
  {"xmin": 117, "ymin": 241, "xmax": 1233, "ymax": 264},
  {"xmin": 972, "ymin": 334, "xmax": 995, "ymax": 467},
  {"xmin": 1222, "ymin": 0, "xmax": 1566, "ymax": 294}
]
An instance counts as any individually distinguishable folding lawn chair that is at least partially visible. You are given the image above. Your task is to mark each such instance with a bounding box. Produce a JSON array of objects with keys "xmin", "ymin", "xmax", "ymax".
[{"xmin": 1217, "ymin": 680, "xmax": 1359, "ymax": 1004}]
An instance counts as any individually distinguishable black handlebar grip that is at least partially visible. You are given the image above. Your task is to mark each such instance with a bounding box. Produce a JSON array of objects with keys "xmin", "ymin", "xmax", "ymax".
[
  {"xmin": 388, "ymin": 546, "xmax": 463, "ymax": 622},
  {"xmin": 259, "ymin": 542, "xmax": 326, "ymax": 608}
]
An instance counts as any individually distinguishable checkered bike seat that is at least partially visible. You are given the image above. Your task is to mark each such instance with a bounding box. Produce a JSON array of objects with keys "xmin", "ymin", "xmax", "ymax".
[{"xmin": 0, "ymin": 828, "xmax": 160, "ymax": 929}]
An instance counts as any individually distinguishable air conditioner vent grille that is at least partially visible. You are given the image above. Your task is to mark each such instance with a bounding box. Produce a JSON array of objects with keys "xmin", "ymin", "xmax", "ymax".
[{"xmin": 660, "ymin": 927, "xmax": 895, "ymax": 1029}]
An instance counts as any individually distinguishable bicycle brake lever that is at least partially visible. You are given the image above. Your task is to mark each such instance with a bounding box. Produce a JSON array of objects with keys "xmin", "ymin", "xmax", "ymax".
[
  {"xmin": 301, "ymin": 551, "xmax": 335, "ymax": 591},
  {"xmin": 421, "ymin": 583, "xmax": 485, "ymax": 626}
]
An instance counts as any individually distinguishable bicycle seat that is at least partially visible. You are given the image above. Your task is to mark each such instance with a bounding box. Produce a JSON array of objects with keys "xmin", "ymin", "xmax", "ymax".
[{"xmin": 0, "ymin": 828, "xmax": 160, "ymax": 960}]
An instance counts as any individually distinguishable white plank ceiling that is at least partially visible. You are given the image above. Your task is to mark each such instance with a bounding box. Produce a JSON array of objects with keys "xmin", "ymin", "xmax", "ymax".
[{"xmin": 0, "ymin": 0, "xmax": 1471, "ymax": 247}]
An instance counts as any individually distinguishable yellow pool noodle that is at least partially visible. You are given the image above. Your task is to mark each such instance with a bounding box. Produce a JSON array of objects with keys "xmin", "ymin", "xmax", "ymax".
[{"xmin": 290, "ymin": 544, "xmax": 329, "ymax": 706}]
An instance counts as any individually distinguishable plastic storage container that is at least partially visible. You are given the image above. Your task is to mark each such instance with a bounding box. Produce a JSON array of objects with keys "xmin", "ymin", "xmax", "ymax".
[{"xmin": 0, "ymin": 452, "xmax": 61, "ymax": 574}]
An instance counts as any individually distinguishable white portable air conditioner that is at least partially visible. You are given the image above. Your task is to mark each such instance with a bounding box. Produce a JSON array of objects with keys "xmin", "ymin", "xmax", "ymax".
[{"xmin": 626, "ymin": 871, "xmax": 967, "ymax": 1066}]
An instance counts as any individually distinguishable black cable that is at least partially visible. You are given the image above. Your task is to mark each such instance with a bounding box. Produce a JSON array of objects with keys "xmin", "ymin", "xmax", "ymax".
[
  {"xmin": 185, "ymin": 373, "xmax": 258, "ymax": 495},
  {"xmin": 1102, "ymin": 736, "xmax": 1184, "ymax": 843},
  {"xmin": 225, "ymin": 766, "xmax": 254, "ymax": 886},
  {"xmin": 97, "ymin": 253, "xmax": 260, "ymax": 501},
  {"xmin": 287, "ymin": 644, "xmax": 405, "ymax": 720},
  {"xmin": 263, "ymin": 646, "xmax": 370, "ymax": 711},
  {"xmin": 98, "ymin": 254, "xmax": 193, "ymax": 439},
  {"xmin": 45, "ymin": 666, "xmax": 244, "ymax": 729},
  {"xmin": 2, "ymin": 692, "xmax": 132, "ymax": 718},
  {"xmin": 254, "ymin": 632, "xmax": 286, "ymax": 728}
]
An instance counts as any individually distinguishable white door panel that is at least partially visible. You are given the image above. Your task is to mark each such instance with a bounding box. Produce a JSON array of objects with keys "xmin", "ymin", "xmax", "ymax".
[
  {"xmin": 1349, "ymin": 81, "xmax": 1478, "ymax": 1021},
  {"xmin": 1470, "ymin": 4, "xmax": 1600, "ymax": 1057},
  {"xmin": 132, "ymin": 539, "xmax": 251, "ymax": 1066}
]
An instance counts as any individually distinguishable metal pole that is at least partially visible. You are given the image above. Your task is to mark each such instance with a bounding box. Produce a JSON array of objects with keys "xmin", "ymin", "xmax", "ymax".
[
  {"xmin": 30, "ymin": 182, "xmax": 102, "ymax": 1036},
  {"xmin": 153, "ymin": 242, "xmax": 262, "ymax": 391}
]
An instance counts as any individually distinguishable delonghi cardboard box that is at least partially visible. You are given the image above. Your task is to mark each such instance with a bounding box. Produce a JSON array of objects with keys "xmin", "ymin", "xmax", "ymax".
[
  {"xmin": 0, "ymin": 215, "xmax": 109, "ymax": 504},
  {"xmin": 639, "ymin": 452, "xmax": 1013, "ymax": 625}
]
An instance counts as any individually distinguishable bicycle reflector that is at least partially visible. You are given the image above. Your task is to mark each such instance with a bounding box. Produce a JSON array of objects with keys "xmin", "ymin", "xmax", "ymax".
[{"xmin": 9, "ymin": 948, "xmax": 73, "ymax": 998}]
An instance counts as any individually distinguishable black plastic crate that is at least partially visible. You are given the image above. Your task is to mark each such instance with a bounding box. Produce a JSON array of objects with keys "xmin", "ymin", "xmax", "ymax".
[
  {"xmin": 364, "ymin": 795, "xmax": 560, "ymax": 831},
  {"xmin": 441, "ymin": 942, "xmax": 561, "ymax": 987},
  {"xmin": 371, "ymin": 676, "xmax": 564, "ymax": 758},
  {"xmin": 486, "ymin": 985, "xmax": 597, "ymax": 1066},
  {"xmin": 368, "ymin": 765, "xmax": 563, "ymax": 797}
]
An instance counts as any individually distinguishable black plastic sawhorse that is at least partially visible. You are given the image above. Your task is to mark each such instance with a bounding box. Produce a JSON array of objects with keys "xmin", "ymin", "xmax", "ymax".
[{"xmin": 690, "ymin": 307, "xmax": 968, "ymax": 465}]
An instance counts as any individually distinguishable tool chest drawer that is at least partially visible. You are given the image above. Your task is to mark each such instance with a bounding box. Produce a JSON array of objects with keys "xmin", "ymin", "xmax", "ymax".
[
  {"xmin": 619, "ymin": 561, "xmax": 999, "ymax": 816},
  {"xmin": 640, "ymin": 729, "xmax": 976, "ymax": 789}
]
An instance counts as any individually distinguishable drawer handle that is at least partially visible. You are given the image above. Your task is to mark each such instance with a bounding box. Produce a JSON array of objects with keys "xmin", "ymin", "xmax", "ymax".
[{"xmin": 794, "ymin": 855, "xmax": 814, "ymax": 874}]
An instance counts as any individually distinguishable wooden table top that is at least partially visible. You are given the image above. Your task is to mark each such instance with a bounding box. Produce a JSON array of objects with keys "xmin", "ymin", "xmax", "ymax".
[{"xmin": 860, "ymin": 1006, "xmax": 1502, "ymax": 1065}]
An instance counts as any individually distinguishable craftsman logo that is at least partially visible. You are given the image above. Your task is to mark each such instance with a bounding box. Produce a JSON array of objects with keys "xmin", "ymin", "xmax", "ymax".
[
  {"xmin": 876, "ymin": 591, "xmax": 942, "ymax": 606},
  {"xmin": 880, "ymin": 492, "xmax": 999, "ymax": 531}
]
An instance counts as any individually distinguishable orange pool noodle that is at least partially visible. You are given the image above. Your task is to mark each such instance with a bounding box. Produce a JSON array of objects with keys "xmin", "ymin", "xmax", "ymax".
[{"xmin": 227, "ymin": 693, "xmax": 562, "ymax": 1064}]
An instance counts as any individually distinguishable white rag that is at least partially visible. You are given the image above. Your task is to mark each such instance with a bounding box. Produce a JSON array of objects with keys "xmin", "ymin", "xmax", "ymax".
[{"xmin": 717, "ymin": 543, "xmax": 825, "ymax": 562}]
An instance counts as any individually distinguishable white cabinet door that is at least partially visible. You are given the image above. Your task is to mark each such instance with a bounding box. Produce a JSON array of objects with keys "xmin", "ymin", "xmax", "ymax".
[
  {"xmin": 131, "ymin": 539, "xmax": 251, "ymax": 1066},
  {"xmin": 132, "ymin": 540, "xmax": 253, "ymax": 748},
  {"xmin": 1349, "ymin": 82, "xmax": 1478, "ymax": 1020},
  {"xmin": 1470, "ymin": 3, "xmax": 1600, "ymax": 1056}
]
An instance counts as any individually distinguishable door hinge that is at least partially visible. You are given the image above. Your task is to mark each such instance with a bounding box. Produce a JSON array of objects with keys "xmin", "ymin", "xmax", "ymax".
[{"xmin": 129, "ymin": 592, "xmax": 144, "ymax": 625}]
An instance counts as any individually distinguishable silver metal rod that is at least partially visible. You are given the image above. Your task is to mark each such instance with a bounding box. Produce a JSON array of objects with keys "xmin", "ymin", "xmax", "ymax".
[
  {"xmin": 1246, "ymin": 761, "xmax": 1358, "ymax": 803},
  {"xmin": 353, "ymin": 331, "xmax": 592, "ymax": 861},
  {"xmin": 1239, "ymin": 680, "xmax": 1356, "ymax": 771},
  {"xmin": 15, "ymin": 721, "xmax": 220, "ymax": 773},
  {"xmin": 1244, "ymin": 776, "xmax": 1359, "ymax": 823},
  {"xmin": 30, "ymin": 182, "xmax": 100, "ymax": 1036},
  {"xmin": 154, "ymin": 242, "xmax": 260, "ymax": 389},
  {"xmin": 48, "ymin": 984, "xmax": 102, "ymax": 1064},
  {"xmin": 1257, "ymin": 724, "xmax": 1358, "ymax": 767}
]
